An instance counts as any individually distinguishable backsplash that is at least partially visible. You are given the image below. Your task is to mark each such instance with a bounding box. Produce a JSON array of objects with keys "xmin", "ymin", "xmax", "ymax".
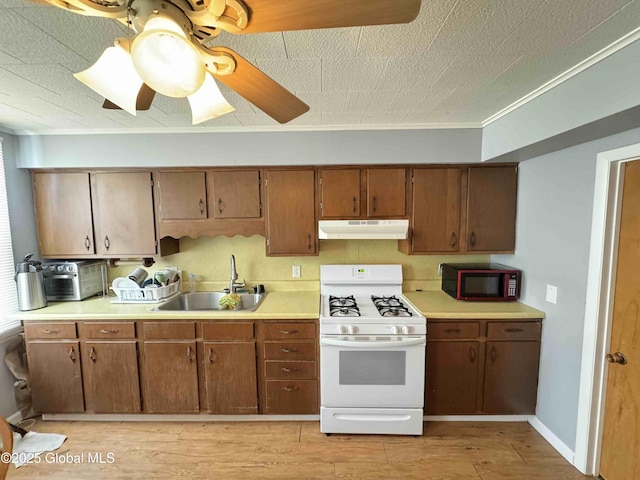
[{"xmin": 107, "ymin": 235, "xmax": 491, "ymax": 292}]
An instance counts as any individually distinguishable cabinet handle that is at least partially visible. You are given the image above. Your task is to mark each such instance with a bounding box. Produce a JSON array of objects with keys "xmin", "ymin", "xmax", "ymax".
[
  {"xmin": 469, "ymin": 346, "xmax": 476, "ymax": 363},
  {"xmin": 281, "ymin": 367, "xmax": 297, "ymax": 373},
  {"xmin": 208, "ymin": 347, "xmax": 213, "ymax": 363},
  {"xmin": 373, "ymin": 196, "xmax": 377, "ymax": 213},
  {"xmin": 84, "ymin": 235, "xmax": 91, "ymax": 251},
  {"xmin": 353, "ymin": 196, "xmax": 357, "ymax": 213},
  {"xmin": 99, "ymin": 329, "xmax": 118, "ymax": 334},
  {"xmin": 470, "ymin": 231, "xmax": 476, "ymax": 247},
  {"xmin": 307, "ymin": 234, "xmax": 312, "ymax": 250},
  {"xmin": 89, "ymin": 346, "xmax": 96, "ymax": 363},
  {"xmin": 490, "ymin": 345, "xmax": 497, "ymax": 361},
  {"xmin": 41, "ymin": 329, "xmax": 60, "ymax": 334},
  {"xmin": 68, "ymin": 346, "xmax": 76, "ymax": 362},
  {"xmin": 450, "ymin": 232, "xmax": 457, "ymax": 247},
  {"xmin": 283, "ymin": 385, "xmax": 299, "ymax": 392},
  {"xmin": 199, "ymin": 199, "xmax": 205, "ymax": 215},
  {"xmin": 104, "ymin": 235, "xmax": 110, "ymax": 251},
  {"xmin": 280, "ymin": 330, "xmax": 298, "ymax": 335},
  {"xmin": 281, "ymin": 347, "xmax": 298, "ymax": 353},
  {"xmin": 187, "ymin": 346, "xmax": 193, "ymax": 361},
  {"xmin": 504, "ymin": 328, "xmax": 523, "ymax": 333},
  {"xmin": 443, "ymin": 328, "xmax": 461, "ymax": 334},
  {"xmin": 217, "ymin": 198, "xmax": 223, "ymax": 214}
]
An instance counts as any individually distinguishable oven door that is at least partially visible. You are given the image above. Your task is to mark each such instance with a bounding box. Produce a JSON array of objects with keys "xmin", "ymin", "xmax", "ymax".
[
  {"xmin": 320, "ymin": 335, "xmax": 425, "ymax": 408},
  {"xmin": 43, "ymin": 274, "xmax": 79, "ymax": 301}
]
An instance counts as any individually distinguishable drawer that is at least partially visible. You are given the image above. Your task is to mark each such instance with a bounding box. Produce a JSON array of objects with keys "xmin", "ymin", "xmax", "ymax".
[
  {"xmin": 265, "ymin": 361, "xmax": 317, "ymax": 379},
  {"xmin": 264, "ymin": 341, "xmax": 317, "ymax": 360},
  {"xmin": 265, "ymin": 380, "xmax": 318, "ymax": 414},
  {"xmin": 25, "ymin": 322, "xmax": 76, "ymax": 339},
  {"xmin": 84, "ymin": 322, "xmax": 135, "ymax": 339},
  {"xmin": 262, "ymin": 322, "xmax": 316, "ymax": 340},
  {"xmin": 202, "ymin": 322, "xmax": 254, "ymax": 341},
  {"xmin": 487, "ymin": 321, "xmax": 541, "ymax": 340},
  {"xmin": 143, "ymin": 322, "xmax": 196, "ymax": 340},
  {"xmin": 428, "ymin": 322, "xmax": 479, "ymax": 340}
]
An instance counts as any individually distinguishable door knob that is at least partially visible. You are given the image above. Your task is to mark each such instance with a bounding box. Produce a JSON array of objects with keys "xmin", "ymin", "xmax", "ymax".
[{"xmin": 606, "ymin": 352, "xmax": 628, "ymax": 365}]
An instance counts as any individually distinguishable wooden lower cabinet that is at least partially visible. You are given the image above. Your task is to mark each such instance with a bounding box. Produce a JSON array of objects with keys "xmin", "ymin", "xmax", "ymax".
[
  {"xmin": 265, "ymin": 380, "xmax": 318, "ymax": 414},
  {"xmin": 82, "ymin": 341, "xmax": 141, "ymax": 413},
  {"xmin": 203, "ymin": 341, "xmax": 258, "ymax": 414},
  {"xmin": 27, "ymin": 341, "xmax": 84, "ymax": 413},
  {"xmin": 143, "ymin": 341, "xmax": 199, "ymax": 413}
]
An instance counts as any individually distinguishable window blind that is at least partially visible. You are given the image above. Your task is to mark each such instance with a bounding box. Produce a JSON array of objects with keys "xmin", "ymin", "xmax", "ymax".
[{"xmin": 0, "ymin": 138, "xmax": 20, "ymax": 334}]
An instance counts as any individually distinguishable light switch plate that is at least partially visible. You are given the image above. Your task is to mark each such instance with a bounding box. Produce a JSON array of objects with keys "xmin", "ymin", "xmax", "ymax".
[
  {"xmin": 546, "ymin": 284, "xmax": 558, "ymax": 304},
  {"xmin": 292, "ymin": 265, "xmax": 301, "ymax": 278}
]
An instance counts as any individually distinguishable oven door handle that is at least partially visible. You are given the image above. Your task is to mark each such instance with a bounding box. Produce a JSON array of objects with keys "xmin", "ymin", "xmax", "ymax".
[
  {"xmin": 49, "ymin": 274, "xmax": 77, "ymax": 279},
  {"xmin": 320, "ymin": 337, "xmax": 426, "ymax": 348}
]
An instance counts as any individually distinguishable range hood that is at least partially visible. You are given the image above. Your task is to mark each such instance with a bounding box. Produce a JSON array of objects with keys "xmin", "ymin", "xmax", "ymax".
[{"xmin": 318, "ymin": 219, "xmax": 409, "ymax": 240}]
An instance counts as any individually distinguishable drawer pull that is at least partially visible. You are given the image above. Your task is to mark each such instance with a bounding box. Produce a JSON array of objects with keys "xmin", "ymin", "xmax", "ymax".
[
  {"xmin": 41, "ymin": 329, "xmax": 60, "ymax": 334},
  {"xmin": 283, "ymin": 385, "xmax": 299, "ymax": 392},
  {"xmin": 281, "ymin": 347, "xmax": 298, "ymax": 353},
  {"xmin": 281, "ymin": 367, "xmax": 298, "ymax": 373},
  {"xmin": 504, "ymin": 328, "xmax": 524, "ymax": 333},
  {"xmin": 89, "ymin": 346, "xmax": 96, "ymax": 363},
  {"xmin": 280, "ymin": 330, "xmax": 298, "ymax": 335},
  {"xmin": 68, "ymin": 346, "xmax": 76, "ymax": 362},
  {"xmin": 99, "ymin": 329, "xmax": 119, "ymax": 334},
  {"xmin": 443, "ymin": 328, "xmax": 461, "ymax": 334},
  {"xmin": 469, "ymin": 346, "xmax": 476, "ymax": 363}
]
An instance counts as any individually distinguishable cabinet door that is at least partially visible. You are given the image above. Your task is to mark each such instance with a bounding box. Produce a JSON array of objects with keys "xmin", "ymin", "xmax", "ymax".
[
  {"xmin": 367, "ymin": 168, "xmax": 406, "ymax": 217},
  {"xmin": 425, "ymin": 341, "xmax": 480, "ymax": 414},
  {"xmin": 484, "ymin": 341, "xmax": 540, "ymax": 414},
  {"xmin": 33, "ymin": 173, "xmax": 95, "ymax": 257},
  {"xmin": 412, "ymin": 168, "xmax": 461, "ymax": 252},
  {"xmin": 319, "ymin": 169, "xmax": 361, "ymax": 218},
  {"xmin": 466, "ymin": 166, "xmax": 517, "ymax": 252},
  {"xmin": 92, "ymin": 172, "xmax": 157, "ymax": 256},
  {"xmin": 210, "ymin": 170, "xmax": 261, "ymax": 219},
  {"xmin": 156, "ymin": 172, "xmax": 207, "ymax": 220},
  {"xmin": 265, "ymin": 170, "xmax": 316, "ymax": 255},
  {"xmin": 204, "ymin": 341, "xmax": 257, "ymax": 414},
  {"xmin": 144, "ymin": 341, "xmax": 199, "ymax": 413},
  {"xmin": 83, "ymin": 341, "xmax": 141, "ymax": 413},
  {"xmin": 27, "ymin": 341, "xmax": 84, "ymax": 413}
]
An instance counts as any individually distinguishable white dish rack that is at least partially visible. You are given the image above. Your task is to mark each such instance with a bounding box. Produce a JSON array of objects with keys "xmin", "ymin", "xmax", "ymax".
[{"xmin": 110, "ymin": 271, "xmax": 182, "ymax": 304}]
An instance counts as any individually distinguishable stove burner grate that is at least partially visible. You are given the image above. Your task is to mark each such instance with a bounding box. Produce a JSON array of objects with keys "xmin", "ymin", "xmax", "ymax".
[{"xmin": 378, "ymin": 307, "xmax": 413, "ymax": 317}]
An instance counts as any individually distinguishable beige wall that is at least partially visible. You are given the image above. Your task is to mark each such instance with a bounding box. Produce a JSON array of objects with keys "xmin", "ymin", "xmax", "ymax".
[{"xmin": 108, "ymin": 236, "xmax": 490, "ymax": 292}]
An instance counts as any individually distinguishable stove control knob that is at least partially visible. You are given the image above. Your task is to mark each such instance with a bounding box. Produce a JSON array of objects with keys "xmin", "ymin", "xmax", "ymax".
[
  {"xmin": 401, "ymin": 325, "xmax": 410, "ymax": 335},
  {"xmin": 390, "ymin": 325, "xmax": 400, "ymax": 335},
  {"xmin": 347, "ymin": 325, "xmax": 357, "ymax": 335},
  {"xmin": 57, "ymin": 265, "xmax": 65, "ymax": 272},
  {"xmin": 66, "ymin": 265, "xmax": 74, "ymax": 272},
  {"xmin": 337, "ymin": 325, "xmax": 347, "ymax": 334}
]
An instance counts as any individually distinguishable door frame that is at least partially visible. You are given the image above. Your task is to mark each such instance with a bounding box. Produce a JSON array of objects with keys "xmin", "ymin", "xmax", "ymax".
[{"xmin": 574, "ymin": 142, "xmax": 640, "ymax": 475}]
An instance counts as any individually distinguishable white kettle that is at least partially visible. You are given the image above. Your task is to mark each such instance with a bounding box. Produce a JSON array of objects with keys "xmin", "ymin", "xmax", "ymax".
[{"xmin": 15, "ymin": 254, "xmax": 47, "ymax": 311}]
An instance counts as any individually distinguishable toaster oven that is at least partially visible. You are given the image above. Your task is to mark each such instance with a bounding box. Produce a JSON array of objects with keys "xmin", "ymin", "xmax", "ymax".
[{"xmin": 43, "ymin": 260, "xmax": 107, "ymax": 301}]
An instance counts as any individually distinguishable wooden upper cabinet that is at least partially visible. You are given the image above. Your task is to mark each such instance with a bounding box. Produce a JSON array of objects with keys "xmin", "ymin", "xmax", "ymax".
[
  {"xmin": 156, "ymin": 171, "xmax": 207, "ymax": 220},
  {"xmin": 466, "ymin": 166, "xmax": 517, "ymax": 252},
  {"xmin": 91, "ymin": 172, "xmax": 157, "ymax": 256},
  {"xmin": 33, "ymin": 173, "xmax": 95, "ymax": 257},
  {"xmin": 319, "ymin": 169, "xmax": 361, "ymax": 218},
  {"xmin": 411, "ymin": 168, "xmax": 461, "ymax": 253},
  {"xmin": 367, "ymin": 168, "xmax": 406, "ymax": 217},
  {"xmin": 265, "ymin": 169, "xmax": 316, "ymax": 256},
  {"xmin": 210, "ymin": 170, "xmax": 261, "ymax": 219}
]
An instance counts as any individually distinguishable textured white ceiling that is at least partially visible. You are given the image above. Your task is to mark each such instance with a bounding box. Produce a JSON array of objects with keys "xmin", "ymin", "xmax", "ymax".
[{"xmin": 1, "ymin": 0, "xmax": 639, "ymax": 133}]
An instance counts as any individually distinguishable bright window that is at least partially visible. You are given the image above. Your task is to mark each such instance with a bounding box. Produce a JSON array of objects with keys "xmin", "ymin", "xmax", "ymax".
[{"xmin": 0, "ymin": 137, "xmax": 19, "ymax": 334}]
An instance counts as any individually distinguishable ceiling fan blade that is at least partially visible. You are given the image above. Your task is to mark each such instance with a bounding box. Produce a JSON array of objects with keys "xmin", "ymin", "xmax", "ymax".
[
  {"xmin": 239, "ymin": 0, "xmax": 421, "ymax": 34},
  {"xmin": 210, "ymin": 47, "xmax": 309, "ymax": 124},
  {"xmin": 102, "ymin": 84, "xmax": 156, "ymax": 111}
]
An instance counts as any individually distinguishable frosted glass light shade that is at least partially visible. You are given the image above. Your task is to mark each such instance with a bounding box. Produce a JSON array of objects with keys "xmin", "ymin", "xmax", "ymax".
[
  {"xmin": 187, "ymin": 73, "xmax": 235, "ymax": 124},
  {"xmin": 131, "ymin": 16, "xmax": 206, "ymax": 98},
  {"xmin": 74, "ymin": 46, "xmax": 144, "ymax": 116}
]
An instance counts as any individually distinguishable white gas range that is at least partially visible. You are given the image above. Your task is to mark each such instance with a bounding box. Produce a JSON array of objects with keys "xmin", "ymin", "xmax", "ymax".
[{"xmin": 319, "ymin": 264, "xmax": 426, "ymax": 436}]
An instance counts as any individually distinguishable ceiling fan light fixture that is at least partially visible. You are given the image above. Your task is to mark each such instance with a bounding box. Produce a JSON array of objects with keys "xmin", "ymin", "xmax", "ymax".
[
  {"xmin": 187, "ymin": 73, "xmax": 235, "ymax": 125},
  {"xmin": 131, "ymin": 14, "xmax": 206, "ymax": 98},
  {"xmin": 74, "ymin": 45, "xmax": 144, "ymax": 116}
]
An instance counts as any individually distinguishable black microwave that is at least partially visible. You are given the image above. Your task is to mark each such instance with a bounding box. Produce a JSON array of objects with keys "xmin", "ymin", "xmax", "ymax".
[{"xmin": 441, "ymin": 263, "xmax": 521, "ymax": 301}]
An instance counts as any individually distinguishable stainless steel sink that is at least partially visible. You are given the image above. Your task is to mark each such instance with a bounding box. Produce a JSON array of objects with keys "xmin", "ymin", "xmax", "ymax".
[{"xmin": 153, "ymin": 292, "xmax": 267, "ymax": 312}]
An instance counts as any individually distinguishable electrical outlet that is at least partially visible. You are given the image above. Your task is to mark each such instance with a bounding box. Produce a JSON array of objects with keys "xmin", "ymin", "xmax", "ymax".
[
  {"xmin": 438, "ymin": 263, "xmax": 444, "ymax": 276},
  {"xmin": 546, "ymin": 284, "xmax": 558, "ymax": 304},
  {"xmin": 292, "ymin": 265, "xmax": 301, "ymax": 278}
]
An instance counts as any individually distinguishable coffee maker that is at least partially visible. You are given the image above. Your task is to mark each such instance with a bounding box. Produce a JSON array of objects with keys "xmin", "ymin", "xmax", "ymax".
[{"xmin": 15, "ymin": 254, "xmax": 47, "ymax": 311}]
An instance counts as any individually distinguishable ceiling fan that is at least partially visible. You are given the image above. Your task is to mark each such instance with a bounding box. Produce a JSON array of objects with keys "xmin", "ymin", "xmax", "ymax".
[{"xmin": 32, "ymin": 0, "xmax": 421, "ymax": 125}]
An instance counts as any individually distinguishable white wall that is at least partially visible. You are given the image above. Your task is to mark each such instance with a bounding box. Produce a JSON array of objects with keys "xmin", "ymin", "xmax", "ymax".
[
  {"xmin": 16, "ymin": 128, "xmax": 482, "ymax": 169},
  {"xmin": 493, "ymin": 126, "xmax": 640, "ymax": 451}
]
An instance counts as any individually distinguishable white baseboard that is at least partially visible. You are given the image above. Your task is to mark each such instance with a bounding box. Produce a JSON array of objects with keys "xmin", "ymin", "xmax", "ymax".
[
  {"xmin": 528, "ymin": 415, "xmax": 575, "ymax": 464},
  {"xmin": 43, "ymin": 414, "xmax": 321, "ymax": 422},
  {"xmin": 6, "ymin": 410, "xmax": 23, "ymax": 424},
  {"xmin": 424, "ymin": 415, "xmax": 530, "ymax": 422}
]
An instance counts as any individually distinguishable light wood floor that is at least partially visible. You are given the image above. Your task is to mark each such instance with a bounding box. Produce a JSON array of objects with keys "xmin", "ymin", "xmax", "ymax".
[{"xmin": 7, "ymin": 421, "xmax": 593, "ymax": 479}]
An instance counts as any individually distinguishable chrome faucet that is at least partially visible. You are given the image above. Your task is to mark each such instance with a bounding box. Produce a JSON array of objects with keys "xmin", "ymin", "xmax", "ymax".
[{"xmin": 229, "ymin": 255, "xmax": 245, "ymax": 294}]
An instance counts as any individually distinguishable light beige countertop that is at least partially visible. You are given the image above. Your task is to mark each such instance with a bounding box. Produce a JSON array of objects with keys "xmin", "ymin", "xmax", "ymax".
[
  {"xmin": 13, "ymin": 291, "xmax": 320, "ymax": 321},
  {"xmin": 405, "ymin": 290, "xmax": 545, "ymax": 319}
]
